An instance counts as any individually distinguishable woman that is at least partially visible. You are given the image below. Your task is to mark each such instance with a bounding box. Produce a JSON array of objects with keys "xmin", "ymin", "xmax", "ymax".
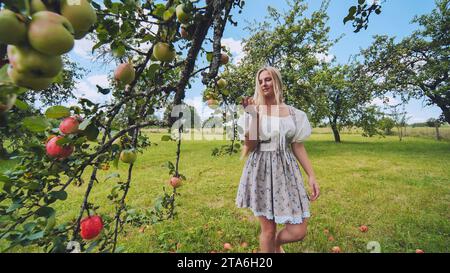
[{"xmin": 236, "ymin": 66, "xmax": 320, "ymax": 253}]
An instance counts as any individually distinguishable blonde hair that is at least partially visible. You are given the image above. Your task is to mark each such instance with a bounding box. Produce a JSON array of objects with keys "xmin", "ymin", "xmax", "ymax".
[
  {"xmin": 254, "ymin": 66, "xmax": 284, "ymax": 106},
  {"xmin": 240, "ymin": 66, "xmax": 284, "ymax": 159}
]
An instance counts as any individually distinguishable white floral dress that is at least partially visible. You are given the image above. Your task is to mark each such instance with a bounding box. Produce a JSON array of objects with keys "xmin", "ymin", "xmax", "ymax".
[{"xmin": 236, "ymin": 105, "xmax": 312, "ymax": 224}]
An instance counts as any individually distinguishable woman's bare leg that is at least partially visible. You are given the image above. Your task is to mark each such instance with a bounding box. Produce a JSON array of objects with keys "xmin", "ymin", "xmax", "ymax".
[
  {"xmin": 257, "ymin": 216, "xmax": 277, "ymax": 253},
  {"xmin": 275, "ymin": 219, "xmax": 308, "ymax": 253}
]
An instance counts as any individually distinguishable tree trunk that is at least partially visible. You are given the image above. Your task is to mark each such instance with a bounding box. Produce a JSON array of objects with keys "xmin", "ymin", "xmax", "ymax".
[
  {"xmin": 331, "ymin": 123, "xmax": 341, "ymax": 143},
  {"xmin": 435, "ymin": 125, "xmax": 441, "ymax": 141},
  {"xmin": 397, "ymin": 126, "xmax": 403, "ymax": 141}
]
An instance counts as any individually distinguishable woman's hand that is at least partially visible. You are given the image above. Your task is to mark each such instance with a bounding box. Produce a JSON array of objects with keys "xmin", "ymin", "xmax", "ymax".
[
  {"xmin": 308, "ymin": 176, "xmax": 320, "ymax": 201},
  {"xmin": 241, "ymin": 97, "xmax": 258, "ymax": 115}
]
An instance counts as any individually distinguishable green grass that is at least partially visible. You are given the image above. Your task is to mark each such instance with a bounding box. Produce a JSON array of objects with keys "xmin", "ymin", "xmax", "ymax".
[{"xmin": 1, "ymin": 132, "xmax": 449, "ymax": 253}]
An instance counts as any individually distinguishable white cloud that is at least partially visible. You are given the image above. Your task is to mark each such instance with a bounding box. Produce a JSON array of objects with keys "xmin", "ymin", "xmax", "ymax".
[
  {"xmin": 221, "ymin": 37, "xmax": 246, "ymax": 64},
  {"xmin": 73, "ymin": 38, "xmax": 96, "ymax": 60},
  {"xmin": 87, "ymin": 74, "xmax": 110, "ymax": 88},
  {"xmin": 69, "ymin": 74, "xmax": 112, "ymax": 105},
  {"xmin": 314, "ymin": 52, "xmax": 334, "ymax": 63}
]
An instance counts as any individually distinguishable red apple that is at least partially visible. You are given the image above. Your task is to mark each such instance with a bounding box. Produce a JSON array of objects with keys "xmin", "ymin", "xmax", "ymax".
[
  {"xmin": 46, "ymin": 136, "xmax": 74, "ymax": 159},
  {"xmin": 59, "ymin": 116, "xmax": 80, "ymax": 134},
  {"xmin": 169, "ymin": 176, "xmax": 182, "ymax": 188},
  {"xmin": 220, "ymin": 53, "xmax": 229, "ymax": 65},
  {"xmin": 180, "ymin": 25, "xmax": 189, "ymax": 39},
  {"xmin": 223, "ymin": 243, "xmax": 232, "ymax": 250},
  {"xmin": 114, "ymin": 63, "xmax": 135, "ymax": 85},
  {"xmin": 331, "ymin": 246, "xmax": 341, "ymax": 253},
  {"xmin": 80, "ymin": 215, "xmax": 103, "ymax": 240},
  {"xmin": 359, "ymin": 225, "xmax": 368, "ymax": 233},
  {"xmin": 207, "ymin": 99, "xmax": 219, "ymax": 106}
]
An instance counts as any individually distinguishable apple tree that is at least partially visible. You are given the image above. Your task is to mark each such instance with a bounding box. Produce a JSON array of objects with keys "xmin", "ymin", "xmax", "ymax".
[{"xmin": 356, "ymin": 0, "xmax": 450, "ymax": 125}]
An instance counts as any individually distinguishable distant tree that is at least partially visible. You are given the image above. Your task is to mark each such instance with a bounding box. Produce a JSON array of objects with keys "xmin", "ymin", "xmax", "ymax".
[
  {"xmin": 388, "ymin": 104, "xmax": 410, "ymax": 141},
  {"xmin": 426, "ymin": 117, "xmax": 444, "ymax": 140},
  {"xmin": 378, "ymin": 116, "xmax": 396, "ymax": 135}
]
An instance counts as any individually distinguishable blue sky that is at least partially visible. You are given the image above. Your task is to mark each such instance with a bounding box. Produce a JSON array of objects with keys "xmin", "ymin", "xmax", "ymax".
[{"xmin": 68, "ymin": 0, "xmax": 442, "ymax": 124}]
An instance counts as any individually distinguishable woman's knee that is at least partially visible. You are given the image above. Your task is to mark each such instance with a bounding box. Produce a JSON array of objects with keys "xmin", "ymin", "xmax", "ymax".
[
  {"xmin": 287, "ymin": 224, "xmax": 307, "ymax": 241},
  {"xmin": 259, "ymin": 221, "xmax": 276, "ymax": 238}
]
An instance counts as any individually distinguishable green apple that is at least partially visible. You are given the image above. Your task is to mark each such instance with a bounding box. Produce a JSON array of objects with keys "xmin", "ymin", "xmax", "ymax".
[
  {"xmin": 0, "ymin": 9, "xmax": 27, "ymax": 45},
  {"xmin": 7, "ymin": 65, "xmax": 54, "ymax": 90},
  {"xmin": 30, "ymin": 0, "xmax": 48, "ymax": 14},
  {"xmin": 152, "ymin": 42, "xmax": 176, "ymax": 62},
  {"xmin": 0, "ymin": 93, "xmax": 17, "ymax": 113},
  {"xmin": 217, "ymin": 78, "xmax": 227, "ymax": 89},
  {"xmin": 28, "ymin": 11, "xmax": 75, "ymax": 56},
  {"xmin": 120, "ymin": 149, "xmax": 137, "ymax": 164},
  {"xmin": 176, "ymin": 4, "xmax": 190, "ymax": 24},
  {"xmin": 7, "ymin": 45, "xmax": 63, "ymax": 78},
  {"xmin": 60, "ymin": 0, "xmax": 97, "ymax": 40},
  {"xmin": 114, "ymin": 63, "xmax": 135, "ymax": 85}
]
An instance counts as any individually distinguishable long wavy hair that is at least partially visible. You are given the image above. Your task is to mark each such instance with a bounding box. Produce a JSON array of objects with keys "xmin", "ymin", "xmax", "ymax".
[{"xmin": 240, "ymin": 66, "xmax": 285, "ymax": 159}]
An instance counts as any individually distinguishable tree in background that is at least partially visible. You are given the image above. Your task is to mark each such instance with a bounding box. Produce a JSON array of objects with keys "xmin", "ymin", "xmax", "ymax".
[
  {"xmin": 358, "ymin": 0, "xmax": 450, "ymax": 124},
  {"xmin": 426, "ymin": 117, "xmax": 444, "ymax": 140}
]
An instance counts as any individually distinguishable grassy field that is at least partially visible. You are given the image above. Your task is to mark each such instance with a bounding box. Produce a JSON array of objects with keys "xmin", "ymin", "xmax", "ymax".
[{"xmin": 1, "ymin": 132, "xmax": 449, "ymax": 253}]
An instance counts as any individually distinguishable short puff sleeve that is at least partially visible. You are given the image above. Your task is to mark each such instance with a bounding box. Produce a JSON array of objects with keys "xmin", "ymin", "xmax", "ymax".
[{"xmin": 292, "ymin": 108, "xmax": 312, "ymax": 143}]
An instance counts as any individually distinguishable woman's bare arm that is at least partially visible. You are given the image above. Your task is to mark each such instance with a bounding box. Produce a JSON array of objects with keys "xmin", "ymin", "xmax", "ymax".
[
  {"xmin": 291, "ymin": 142, "xmax": 315, "ymax": 178},
  {"xmin": 291, "ymin": 142, "xmax": 320, "ymax": 201}
]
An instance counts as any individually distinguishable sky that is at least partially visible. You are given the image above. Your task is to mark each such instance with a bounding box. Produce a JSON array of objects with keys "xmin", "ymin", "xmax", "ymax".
[{"xmin": 67, "ymin": 0, "xmax": 442, "ymax": 124}]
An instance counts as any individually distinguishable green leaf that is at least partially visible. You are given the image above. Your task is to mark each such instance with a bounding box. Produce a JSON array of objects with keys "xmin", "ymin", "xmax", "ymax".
[
  {"xmin": 49, "ymin": 191, "xmax": 68, "ymax": 201},
  {"xmin": 152, "ymin": 4, "xmax": 166, "ymax": 18},
  {"xmin": 358, "ymin": 0, "xmax": 365, "ymax": 5},
  {"xmin": 206, "ymin": 52, "xmax": 213, "ymax": 62},
  {"xmin": 14, "ymin": 98, "xmax": 29, "ymax": 110},
  {"xmin": 167, "ymin": 161, "xmax": 175, "ymax": 171},
  {"xmin": 44, "ymin": 213, "xmax": 56, "ymax": 233},
  {"xmin": 147, "ymin": 63, "xmax": 160, "ymax": 80},
  {"xmin": 113, "ymin": 153, "xmax": 119, "ymax": 169},
  {"xmin": 348, "ymin": 6, "xmax": 357, "ymax": 16},
  {"xmin": 22, "ymin": 116, "xmax": 49, "ymax": 132},
  {"xmin": 96, "ymin": 85, "xmax": 111, "ymax": 95},
  {"xmin": 105, "ymin": 172, "xmax": 120, "ymax": 182},
  {"xmin": 6, "ymin": 200, "xmax": 22, "ymax": 213},
  {"xmin": 0, "ymin": 64, "xmax": 11, "ymax": 83},
  {"xmin": 45, "ymin": 106, "xmax": 71, "ymax": 119},
  {"xmin": 27, "ymin": 231, "xmax": 45, "ymax": 241},
  {"xmin": 78, "ymin": 118, "xmax": 92, "ymax": 131},
  {"xmin": 35, "ymin": 207, "xmax": 55, "ymax": 218},
  {"xmin": 163, "ymin": 7, "xmax": 176, "ymax": 21},
  {"xmin": 56, "ymin": 137, "xmax": 71, "ymax": 146},
  {"xmin": 83, "ymin": 123, "xmax": 99, "ymax": 141}
]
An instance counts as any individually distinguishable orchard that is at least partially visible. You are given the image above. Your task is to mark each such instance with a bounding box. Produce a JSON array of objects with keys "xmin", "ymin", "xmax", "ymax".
[{"xmin": 0, "ymin": 0, "xmax": 244, "ymax": 253}]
